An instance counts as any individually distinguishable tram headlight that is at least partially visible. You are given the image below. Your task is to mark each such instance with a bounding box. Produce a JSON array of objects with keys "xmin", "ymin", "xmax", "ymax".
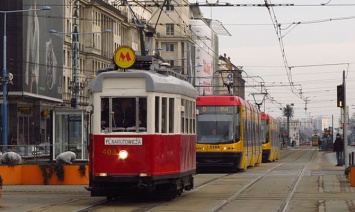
[{"xmin": 118, "ymin": 150, "xmax": 128, "ymax": 160}]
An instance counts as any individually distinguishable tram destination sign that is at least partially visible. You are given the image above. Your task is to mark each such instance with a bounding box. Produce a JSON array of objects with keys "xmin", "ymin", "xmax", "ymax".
[
  {"xmin": 197, "ymin": 106, "xmax": 234, "ymax": 114},
  {"xmin": 105, "ymin": 137, "xmax": 142, "ymax": 145}
]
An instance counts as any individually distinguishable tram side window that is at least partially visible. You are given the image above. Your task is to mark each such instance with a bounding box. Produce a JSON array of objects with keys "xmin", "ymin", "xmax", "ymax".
[
  {"xmin": 189, "ymin": 100, "xmax": 194, "ymax": 134},
  {"xmin": 251, "ymin": 119, "xmax": 257, "ymax": 142},
  {"xmin": 258, "ymin": 120, "xmax": 262, "ymax": 144},
  {"xmin": 185, "ymin": 100, "xmax": 189, "ymax": 134},
  {"xmin": 169, "ymin": 98, "xmax": 174, "ymax": 133},
  {"xmin": 181, "ymin": 99, "xmax": 186, "ymax": 134},
  {"xmin": 244, "ymin": 119, "xmax": 248, "ymax": 142},
  {"xmin": 155, "ymin": 96, "xmax": 160, "ymax": 133},
  {"xmin": 162, "ymin": 97, "xmax": 167, "ymax": 133},
  {"xmin": 193, "ymin": 102, "xmax": 196, "ymax": 133},
  {"xmin": 101, "ymin": 98, "xmax": 109, "ymax": 130},
  {"xmin": 235, "ymin": 113, "xmax": 241, "ymax": 141},
  {"xmin": 188, "ymin": 101, "xmax": 192, "ymax": 134}
]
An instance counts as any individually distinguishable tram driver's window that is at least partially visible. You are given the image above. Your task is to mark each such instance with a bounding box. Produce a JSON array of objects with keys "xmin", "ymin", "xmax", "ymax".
[
  {"xmin": 139, "ymin": 98, "xmax": 147, "ymax": 131},
  {"xmin": 112, "ymin": 98, "xmax": 135, "ymax": 129},
  {"xmin": 101, "ymin": 98, "xmax": 109, "ymax": 130}
]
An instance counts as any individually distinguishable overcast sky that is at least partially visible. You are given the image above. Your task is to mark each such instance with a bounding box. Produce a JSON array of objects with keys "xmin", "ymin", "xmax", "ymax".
[{"xmin": 190, "ymin": 0, "xmax": 355, "ymax": 128}]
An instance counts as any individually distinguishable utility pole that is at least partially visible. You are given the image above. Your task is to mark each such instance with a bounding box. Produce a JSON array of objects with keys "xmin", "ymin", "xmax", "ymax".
[
  {"xmin": 343, "ymin": 70, "xmax": 348, "ymax": 167},
  {"xmin": 73, "ymin": 0, "xmax": 79, "ymax": 108}
]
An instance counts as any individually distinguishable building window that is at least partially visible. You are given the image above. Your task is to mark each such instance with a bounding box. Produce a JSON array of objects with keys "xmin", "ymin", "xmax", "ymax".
[
  {"xmin": 166, "ymin": 24, "xmax": 174, "ymax": 35},
  {"xmin": 63, "ymin": 50, "xmax": 66, "ymax": 66},
  {"xmin": 166, "ymin": 43, "xmax": 174, "ymax": 52},
  {"xmin": 168, "ymin": 60, "xmax": 174, "ymax": 67},
  {"xmin": 166, "ymin": 5, "xmax": 174, "ymax": 11}
]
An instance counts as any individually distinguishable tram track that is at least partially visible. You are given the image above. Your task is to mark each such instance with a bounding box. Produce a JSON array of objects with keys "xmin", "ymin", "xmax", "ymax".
[
  {"xmin": 280, "ymin": 150, "xmax": 316, "ymax": 212},
  {"xmin": 75, "ymin": 173, "xmax": 234, "ymax": 212},
  {"xmin": 211, "ymin": 149, "xmax": 316, "ymax": 212},
  {"xmin": 13, "ymin": 148, "xmax": 345, "ymax": 212},
  {"xmin": 2, "ymin": 147, "xmax": 352, "ymax": 212},
  {"xmin": 76, "ymin": 150, "xmax": 316, "ymax": 212}
]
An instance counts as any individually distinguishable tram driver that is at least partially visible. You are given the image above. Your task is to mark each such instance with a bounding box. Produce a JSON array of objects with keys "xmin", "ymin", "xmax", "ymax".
[{"xmin": 113, "ymin": 98, "xmax": 136, "ymax": 128}]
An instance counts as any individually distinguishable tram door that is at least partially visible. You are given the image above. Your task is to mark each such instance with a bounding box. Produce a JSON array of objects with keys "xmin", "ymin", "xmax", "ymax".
[{"xmin": 52, "ymin": 109, "xmax": 87, "ymax": 160}]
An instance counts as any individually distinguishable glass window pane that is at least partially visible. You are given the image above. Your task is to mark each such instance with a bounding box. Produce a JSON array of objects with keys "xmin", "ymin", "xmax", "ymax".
[
  {"xmin": 162, "ymin": 97, "xmax": 167, "ymax": 133},
  {"xmin": 101, "ymin": 98, "xmax": 109, "ymax": 131},
  {"xmin": 169, "ymin": 98, "xmax": 174, "ymax": 133},
  {"xmin": 139, "ymin": 98, "xmax": 147, "ymax": 131},
  {"xmin": 155, "ymin": 96, "xmax": 160, "ymax": 133},
  {"xmin": 112, "ymin": 98, "xmax": 136, "ymax": 130}
]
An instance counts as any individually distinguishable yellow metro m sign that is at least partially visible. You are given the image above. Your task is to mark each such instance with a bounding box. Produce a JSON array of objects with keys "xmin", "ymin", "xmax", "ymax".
[{"xmin": 114, "ymin": 46, "xmax": 136, "ymax": 69}]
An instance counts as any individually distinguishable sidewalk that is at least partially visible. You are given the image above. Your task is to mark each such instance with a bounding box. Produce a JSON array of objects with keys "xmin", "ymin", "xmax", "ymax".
[{"xmin": 2, "ymin": 185, "xmax": 88, "ymax": 193}]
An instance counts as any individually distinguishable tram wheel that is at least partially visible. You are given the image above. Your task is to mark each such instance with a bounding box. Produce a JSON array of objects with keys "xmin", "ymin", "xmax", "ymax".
[
  {"xmin": 177, "ymin": 188, "xmax": 183, "ymax": 196},
  {"xmin": 166, "ymin": 184, "xmax": 178, "ymax": 200}
]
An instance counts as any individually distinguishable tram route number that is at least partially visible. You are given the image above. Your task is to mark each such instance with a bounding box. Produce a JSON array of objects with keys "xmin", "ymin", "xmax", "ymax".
[{"xmin": 105, "ymin": 137, "xmax": 143, "ymax": 145}]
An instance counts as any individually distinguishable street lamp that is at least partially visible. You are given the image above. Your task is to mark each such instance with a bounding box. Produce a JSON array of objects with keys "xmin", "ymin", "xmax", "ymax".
[
  {"xmin": 1, "ymin": 6, "xmax": 51, "ymax": 151},
  {"xmin": 49, "ymin": 29, "xmax": 112, "ymax": 108}
]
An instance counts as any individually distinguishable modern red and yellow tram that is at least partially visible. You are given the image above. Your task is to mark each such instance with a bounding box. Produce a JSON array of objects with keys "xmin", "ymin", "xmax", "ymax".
[
  {"xmin": 86, "ymin": 57, "xmax": 198, "ymax": 200},
  {"xmin": 311, "ymin": 135, "xmax": 321, "ymax": 146},
  {"xmin": 196, "ymin": 95, "xmax": 262, "ymax": 172},
  {"xmin": 261, "ymin": 113, "xmax": 280, "ymax": 162}
]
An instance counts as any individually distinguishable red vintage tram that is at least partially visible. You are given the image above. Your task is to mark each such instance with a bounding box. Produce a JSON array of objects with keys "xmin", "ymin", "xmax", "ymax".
[{"xmin": 86, "ymin": 52, "xmax": 197, "ymax": 200}]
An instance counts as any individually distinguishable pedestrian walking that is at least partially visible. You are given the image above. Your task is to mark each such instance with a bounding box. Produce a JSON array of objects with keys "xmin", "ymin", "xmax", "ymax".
[
  {"xmin": 333, "ymin": 133, "xmax": 344, "ymax": 166},
  {"xmin": 318, "ymin": 137, "xmax": 322, "ymax": 150}
]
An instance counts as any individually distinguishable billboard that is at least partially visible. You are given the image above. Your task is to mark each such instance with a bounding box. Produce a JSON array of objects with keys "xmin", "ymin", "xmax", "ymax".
[
  {"xmin": 22, "ymin": 0, "xmax": 63, "ymax": 101},
  {"xmin": 190, "ymin": 20, "xmax": 214, "ymax": 95}
]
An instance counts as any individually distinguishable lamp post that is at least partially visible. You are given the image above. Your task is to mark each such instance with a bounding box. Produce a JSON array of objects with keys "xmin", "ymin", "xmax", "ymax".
[
  {"xmin": 1, "ymin": 6, "xmax": 51, "ymax": 151},
  {"xmin": 49, "ymin": 29, "xmax": 111, "ymax": 108}
]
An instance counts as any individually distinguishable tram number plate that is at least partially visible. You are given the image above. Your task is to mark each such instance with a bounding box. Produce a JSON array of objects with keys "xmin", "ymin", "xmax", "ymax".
[
  {"xmin": 210, "ymin": 145, "xmax": 220, "ymax": 149},
  {"xmin": 105, "ymin": 137, "xmax": 143, "ymax": 145}
]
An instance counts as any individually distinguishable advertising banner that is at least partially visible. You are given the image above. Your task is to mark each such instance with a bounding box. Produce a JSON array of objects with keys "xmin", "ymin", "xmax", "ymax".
[{"xmin": 22, "ymin": 0, "xmax": 63, "ymax": 101}]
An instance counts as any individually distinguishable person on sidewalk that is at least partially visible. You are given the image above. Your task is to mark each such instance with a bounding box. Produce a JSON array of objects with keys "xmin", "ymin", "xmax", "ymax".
[
  {"xmin": 333, "ymin": 133, "xmax": 344, "ymax": 166},
  {"xmin": 318, "ymin": 137, "xmax": 322, "ymax": 150}
]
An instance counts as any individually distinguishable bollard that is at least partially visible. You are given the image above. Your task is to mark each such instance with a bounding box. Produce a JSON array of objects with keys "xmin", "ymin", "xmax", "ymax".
[{"xmin": 352, "ymin": 152, "xmax": 354, "ymax": 166}]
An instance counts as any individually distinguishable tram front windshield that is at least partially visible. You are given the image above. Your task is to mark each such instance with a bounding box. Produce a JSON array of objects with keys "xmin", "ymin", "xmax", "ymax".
[{"xmin": 197, "ymin": 106, "xmax": 237, "ymax": 144}]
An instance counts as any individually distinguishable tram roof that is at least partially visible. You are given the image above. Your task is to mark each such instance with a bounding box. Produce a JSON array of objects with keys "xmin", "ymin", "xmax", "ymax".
[
  {"xmin": 197, "ymin": 95, "xmax": 262, "ymax": 113},
  {"xmin": 89, "ymin": 70, "xmax": 198, "ymax": 98},
  {"xmin": 197, "ymin": 95, "xmax": 246, "ymax": 107},
  {"xmin": 261, "ymin": 112, "xmax": 276, "ymax": 121}
]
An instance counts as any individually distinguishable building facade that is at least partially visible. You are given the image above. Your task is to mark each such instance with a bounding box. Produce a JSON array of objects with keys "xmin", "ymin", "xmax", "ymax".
[{"xmin": 0, "ymin": 0, "xmax": 243, "ymax": 154}]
